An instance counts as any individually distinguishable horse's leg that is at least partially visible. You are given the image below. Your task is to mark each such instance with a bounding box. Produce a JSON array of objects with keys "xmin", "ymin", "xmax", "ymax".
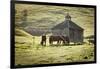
[
  {"xmin": 49, "ymin": 39, "xmax": 52, "ymax": 46},
  {"xmin": 41, "ymin": 41, "xmax": 43, "ymax": 46},
  {"xmin": 59, "ymin": 40, "xmax": 61, "ymax": 45},
  {"xmin": 45, "ymin": 40, "xmax": 46, "ymax": 46},
  {"xmin": 57, "ymin": 40, "xmax": 59, "ymax": 45},
  {"xmin": 59, "ymin": 40, "xmax": 61, "ymax": 46},
  {"xmin": 67, "ymin": 40, "xmax": 70, "ymax": 45},
  {"xmin": 63, "ymin": 40, "xmax": 65, "ymax": 45}
]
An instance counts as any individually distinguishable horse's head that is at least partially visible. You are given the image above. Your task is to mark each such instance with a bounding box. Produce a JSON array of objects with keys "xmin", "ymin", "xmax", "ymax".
[{"xmin": 65, "ymin": 36, "xmax": 69, "ymax": 41}]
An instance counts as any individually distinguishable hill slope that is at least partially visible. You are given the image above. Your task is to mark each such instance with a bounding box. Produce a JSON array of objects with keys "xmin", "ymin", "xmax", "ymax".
[{"xmin": 15, "ymin": 28, "xmax": 34, "ymax": 47}]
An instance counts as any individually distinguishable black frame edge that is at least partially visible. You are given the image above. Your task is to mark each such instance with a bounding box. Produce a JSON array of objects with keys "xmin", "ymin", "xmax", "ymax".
[
  {"xmin": 10, "ymin": 0, "xmax": 97, "ymax": 68},
  {"xmin": 14, "ymin": 0, "xmax": 96, "ymax": 7},
  {"xmin": 10, "ymin": 1, "xmax": 15, "ymax": 68}
]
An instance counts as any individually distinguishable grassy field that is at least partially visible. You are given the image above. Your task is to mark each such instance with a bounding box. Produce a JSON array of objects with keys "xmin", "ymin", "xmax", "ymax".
[
  {"xmin": 15, "ymin": 32, "xmax": 95, "ymax": 66},
  {"xmin": 15, "ymin": 42, "xmax": 94, "ymax": 66}
]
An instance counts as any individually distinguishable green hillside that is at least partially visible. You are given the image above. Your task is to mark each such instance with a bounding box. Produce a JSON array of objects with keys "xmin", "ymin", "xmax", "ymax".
[
  {"xmin": 15, "ymin": 28, "xmax": 34, "ymax": 47},
  {"xmin": 15, "ymin": 28, "xmax": 33, "ymax": 37}
]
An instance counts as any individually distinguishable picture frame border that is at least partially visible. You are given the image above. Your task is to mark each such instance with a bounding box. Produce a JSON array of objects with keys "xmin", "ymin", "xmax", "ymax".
[{"xmin": 10, "ymin": 0, "xmax": 97, "ymax": 68}]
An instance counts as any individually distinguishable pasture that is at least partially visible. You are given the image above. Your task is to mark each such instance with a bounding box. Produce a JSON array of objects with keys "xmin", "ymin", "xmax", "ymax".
[{"xmin": 15, "ymin": 36, "xmax": 95, "ymax": 66}]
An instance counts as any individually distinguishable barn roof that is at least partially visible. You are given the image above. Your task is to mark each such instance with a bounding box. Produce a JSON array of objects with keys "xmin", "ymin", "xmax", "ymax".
[{"xmin": 52, "ymin": 20, "xmax": 84, "ymax": 31}]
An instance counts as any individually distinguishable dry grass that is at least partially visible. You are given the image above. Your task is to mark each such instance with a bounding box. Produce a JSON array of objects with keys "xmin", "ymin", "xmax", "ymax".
[{"xmin": 15, "ymin": 36, "xmax": 95, "ymax": 66}]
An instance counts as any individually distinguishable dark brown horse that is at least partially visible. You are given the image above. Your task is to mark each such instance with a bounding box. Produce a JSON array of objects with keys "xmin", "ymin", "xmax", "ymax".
[
  {"xmin": 40, "ymin": 35, "xmax": 46, "ymax": 46},
  {"xmin": 49, "ymin": 35, "xmax": 69, "ymax": 45}
]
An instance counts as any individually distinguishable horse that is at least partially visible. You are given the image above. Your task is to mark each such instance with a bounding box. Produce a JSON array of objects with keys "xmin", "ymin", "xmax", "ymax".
[
  {"xmin": 40, "ymin": 35, "xmax": 46, "ymax": 46},
  {"xmin": 49, "ymin": 35, "xmax": 69, "ymax": 45}
]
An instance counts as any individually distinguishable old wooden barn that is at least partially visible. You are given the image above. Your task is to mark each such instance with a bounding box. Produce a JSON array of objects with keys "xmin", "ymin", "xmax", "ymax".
[{"xmin": 51, "ymin": 13, "xmax": 84, "ymax": 44}]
